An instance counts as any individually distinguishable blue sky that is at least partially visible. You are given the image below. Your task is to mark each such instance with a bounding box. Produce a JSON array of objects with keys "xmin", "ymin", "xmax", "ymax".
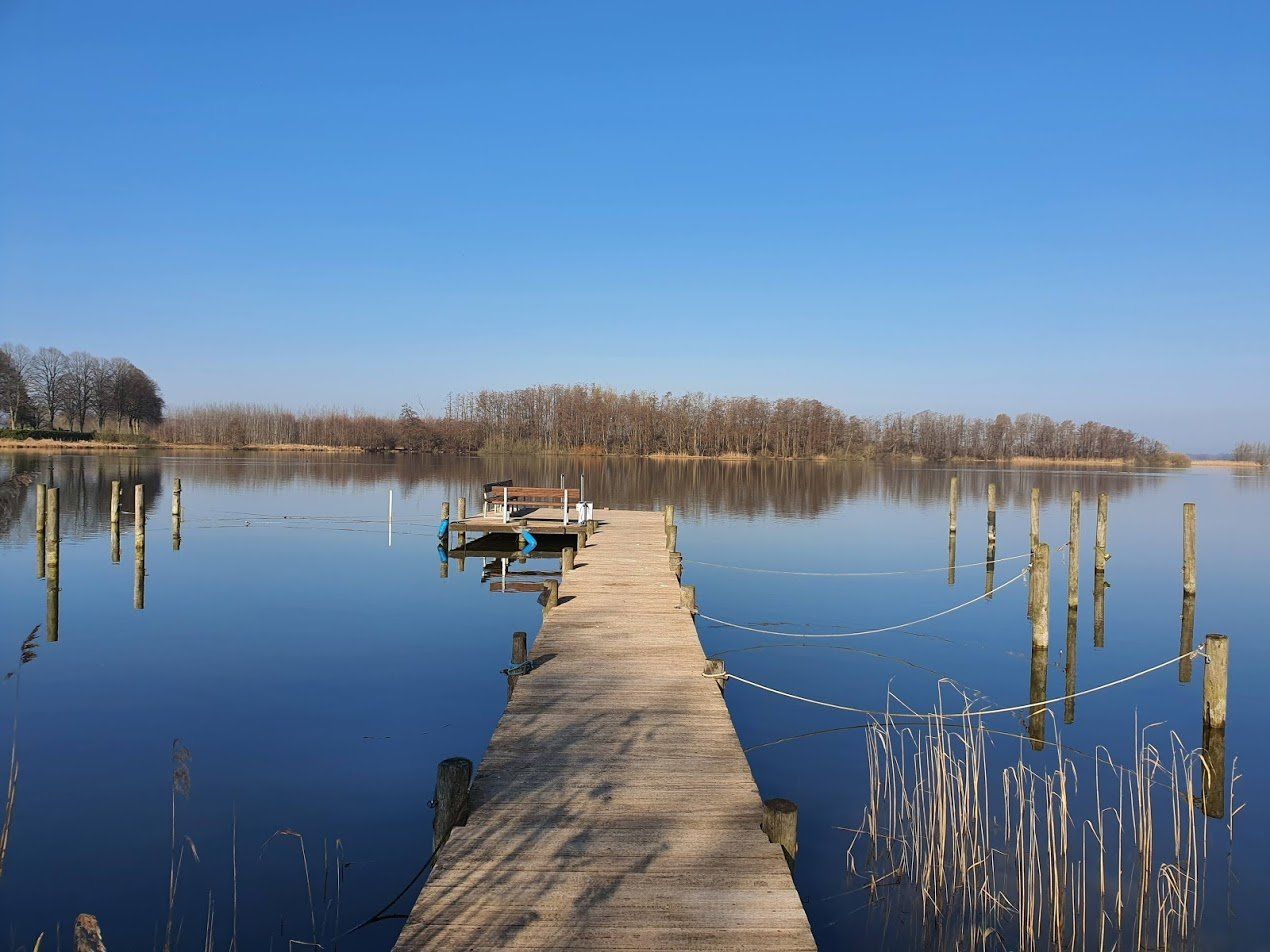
[{"xmin": 1, "ymin": 2, "xmax": 1267, "ymax": 452}]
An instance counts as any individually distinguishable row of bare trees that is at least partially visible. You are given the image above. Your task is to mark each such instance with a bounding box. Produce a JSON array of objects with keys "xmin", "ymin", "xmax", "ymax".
[
  {"xmin": 153, "ymin": 385, "xmax": 1174, "ymax": 462},
  {"xmin": 0, "ymin": 343, "xmax": 164, "ymax": 433},
  {"xmin": 1233, "ymin": 442, "xmax": 1270, "ymax": 465}
]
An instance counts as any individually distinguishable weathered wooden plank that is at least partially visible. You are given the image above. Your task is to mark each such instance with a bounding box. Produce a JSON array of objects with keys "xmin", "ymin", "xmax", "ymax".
[{"xmin": 394, "ymin": 509, "xmax": 814, "ymax": 950}]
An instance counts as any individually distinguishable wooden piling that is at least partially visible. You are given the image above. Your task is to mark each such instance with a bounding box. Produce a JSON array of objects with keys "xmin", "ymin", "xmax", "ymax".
[
  {"xmin": 35, "ymin": 483, "xmax": 46, "ymax": 580},
  {"xmin": 761, "ymin": 798, "xmax": 798, "ymax": 871},
  {"xmin": 45, "ymin": 486, "xmax": 59, "ymax": 576},
  {"xmin": 171, "ymin": 477, "xmax": 181, "ymax": 518},
  {"xmin": 457, "ymin": 496, "xmax": 467, "ymax": 520},
  {"xmin": 171, "ymin": 478, "xmax": 182, "ymax": 551},
  {"xmin": 134, "ymin": 484, "xmax": 145, "ymax": 610},
  {"xmin": 1028, "ymin": 643, "xmax": 1048, "ymax": 751},
  {"xmin": 680, "ymin": 584, "xmax": 696, "ymax": 614},
  {"xmin": 983, "ymin": 541, "xmax": 996, "ymax": 600},
  {"xmin": 1093, "ymin": 573, "xmax": 1107, "ymax": 649},
  {"xmin": 110, "ymin": 481, "xmax": 120, "ymax": 563},
  {"xmin": 1064, "ymin": 607, "xmax": 1078, "ymax": 725},
  {"xmin": 1179, "ymin": 594, "xmax": 1196, "ymax": 683},
  {"xmin": 507, "ymin": 630, "xmax": 528, "ymax": 702},
  {"xmin": 1030, "ymin": 488, "xmax": 1040, "ymax": 553},
  {"xmin": 702, "ymin": 658, "xmax": 726, "ymax": 696},
  {"xmin": 663, "ymin": 504, "xmax": 674, "ymax": 529},
  {"xmin": 578, "ymin": 526, "xmax": 589, "ymax": 548},
  {"xmin": 586, "ymin": 517, "xmax": 597, "ymax": 536},
  {"xmin": 561, "ymin": 547, "xmax": 574, "ymax": 573},
  {"xmin": 946, "ymin": 530, "xmax": 956, "ymax": 586},
  {"xmin": 986, "ymin": 482, "xmax": 997, "ymax": 546},
  {"xmin": 1202, "ymin": 633, "xmax": 1228, "ymax": 730},
  {"xmin": 666, "ymin": 524, "xmax": 677, "ymax": 552},
  {"xmin": 432, "ymin": 757, "xmax": 473, "ymax": 852},
  {"xmin": 1094, "ymin": 492, "xmax": 1109, "ymax": 573},
  {"xmin": 1067, "ymin": 490, "xmax": 1080, "ymax": 609},
  {"xmin": 541, "ymin": 579, "xmax": 559, "ymax": 615},
  {"xmin": 1030, "ymin": 542, "xmax": 1050, "ymax": 648},
  {"xmin": 948, "ymin": 476, "xmax": 958, "ymax": 535},
  {"xmin": 1182, "ymin": 502, "xmax": 1197, "ymax": 596},
  {"xmin": 1201, "ymin": 721, "xmax": 1226, "ymax": 820}
]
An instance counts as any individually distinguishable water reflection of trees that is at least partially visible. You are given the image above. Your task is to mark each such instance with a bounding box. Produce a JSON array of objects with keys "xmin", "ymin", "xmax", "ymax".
[{"xmin": 2, "ymin": 451, "xmax": 1163, "ymax": 539}]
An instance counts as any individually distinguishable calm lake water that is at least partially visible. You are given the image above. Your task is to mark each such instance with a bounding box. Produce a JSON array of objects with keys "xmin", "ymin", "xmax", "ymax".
[{"xmin": 1, "ymin": 451, "xmax": 1266, "ymax": 950}]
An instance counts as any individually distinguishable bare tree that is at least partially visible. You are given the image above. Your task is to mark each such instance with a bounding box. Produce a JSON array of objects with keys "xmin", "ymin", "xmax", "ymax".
[
  {"xmin": 61, "ymin": 351, "xmax": 99, "ymax": 432},
  {"xmin": 28, "ymin": 347, "xmax": 69, "ymax": 428},
  {"xmin": 0, "ymin": 343, "xmax": 32, "ymax": 427}
]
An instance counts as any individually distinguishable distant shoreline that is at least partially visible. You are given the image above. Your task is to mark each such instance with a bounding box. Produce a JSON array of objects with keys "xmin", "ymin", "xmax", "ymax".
[{"xmin": 0, "ymin": 436, "xmax": 1213, "ymax": 468}]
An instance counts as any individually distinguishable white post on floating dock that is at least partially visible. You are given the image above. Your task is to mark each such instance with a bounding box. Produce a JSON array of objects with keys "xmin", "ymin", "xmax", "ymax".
[{"xmin": 563, "ymin": 489, "xmax": 569, "ymax": 526}]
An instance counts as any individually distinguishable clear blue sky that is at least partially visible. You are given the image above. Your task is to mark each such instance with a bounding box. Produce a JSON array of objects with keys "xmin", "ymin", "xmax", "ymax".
[{"xmin": 2, "ymin": 2, "xmax": 1267, "ymax": 452}]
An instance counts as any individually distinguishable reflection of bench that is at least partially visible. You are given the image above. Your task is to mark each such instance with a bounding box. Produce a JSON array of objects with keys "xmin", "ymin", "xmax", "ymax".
[{"xmin": 483, "ymin": 486, "xmax": 585, "ymax": 525}]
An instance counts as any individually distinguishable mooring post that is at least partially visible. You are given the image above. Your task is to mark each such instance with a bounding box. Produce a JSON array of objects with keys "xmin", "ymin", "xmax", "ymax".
[
  {"xmin": 134, "ymin": 484, "xmax": 145, "ymax": 610},
  {"xmin": 1029, "ymin": 643, "xmax": 1048, "ymax": 751},
  {"xmin": 703, "ymin": 658, "xmax": 726, "ymax": 696},
  {"xmin": 948, "ymin": 476, "xmax": 958, "ymax": 535},
  {"xmin": 666, "ymin": 524, "xmax": 677, "ymax": 552},
  {"xmin": 762, "ymin": 798, "xmax": 799, "ymax": 871},
  {"xmin": 664, "ymin": 504, "xmax": 674, "ymax": 530},
  {"xmin": 986, "ymin": 482, "xmax": 997, "ymax": 546},
  {"xmin": 578, "ymin": 526, "xmax": 588, "ymax": 548},
  {"xmin": 586, "ymin": 517, "xmax": 597, "ymax": 536},
  {"xmin": 171, "ymin": 477, "xmax": 181, "ymax": 518},
  {"xmin": 35, "ymin": 483, "xmax": 46, "ymax": 580},
  {"xmin": 432, "ymin": 757, "xmax": 473, "ymax": 852},
  {"xmin": 1182, "ymin": 502, "xmax": 1197, "ymax": 596},
  {"xmin": 541, "ymin": 579, "xmax": 558, "ymax": 615},
  {"xmin": 1030, "ymin": 542, "xmax": 1050, "ymax": 648},
  {"xmin": 984, "ymin": 541, "xmax": 996, "ymax": 599},
  {"xmin": 946, "ymin": 528, "xmax": 956, "ymax": 586},
  {"xmin": 1179, "ymin": 594, "xmax": 1196, "ymax": 683},
  {"xmin": 1202, "ymin": 633, "xmax": 1228, "ymax": 730},
  {"xmin": 45, "ymin": 486, "xmax": 59, "ymax": 577},
  {"xmin": 1094, "ymin": 492, "xmax": 1109, "ymax": 573},
  {"xmin": 1067, "ymin": 490, "xmax": 1080, "ymax": 609},
  {"xmin": 1030, "ymin": 488, "xmax": 1040, "ymax": 553},
  {"xmin": 561, "ymin": 547, "xmax": 574, "ymax": 573},
  {"xmin": 680, "ymin": 584, "xmax": 696, "ymax": 614},
  {"xmin": 110, "ymin": 481, "xmax": 120, "ymax": 563},
  {"xmin": 1064, "ymin": 607, "xmax": 1078, "ymax": 725},
  {"xmin": 1093, "ymin": 573, "xmax": 1107, "ymax": 649},
  {"xmin": 507, "ymin": 630, "xmax": 528, "ymax": 701},
  {"xmin": 457, "ymin": 496, "xmax": 466, "ymax": 520}
]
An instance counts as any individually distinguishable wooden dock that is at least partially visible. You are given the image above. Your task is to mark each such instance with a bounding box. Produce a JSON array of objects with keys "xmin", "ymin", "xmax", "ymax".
[{"xmin": 395, "ymin": 508, "xmax": 816, "ymax": 950}]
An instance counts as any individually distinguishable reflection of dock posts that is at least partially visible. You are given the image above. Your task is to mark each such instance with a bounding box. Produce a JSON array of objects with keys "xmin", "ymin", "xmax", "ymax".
[
  {"xmin": 666, "ymin": 524, "xmax": 677, "ymax": 553},
  {"xmin": 1182, "ymin": 502, "xmax": 1197, "ymax": 596},
  {"xmin": 986, "ymin": 482, "xmax": 997, "ymax": 545},
  {"xmin": 680, "ymin": 584, "xmax": 696, "ymax": 614},
  {"xmin": 541, "ymin": 579, "xmax": 558, "ymax": 616},
  {"xmin": 1094, "ymin": 492, "xmax": 1109, "ymax": 573},
  {"xmin": 984, "ymin": 541, "xmax": 996, "ymax": 599},
  {"xmin": 1179, "ymin": 594, "xmax": 1196, "ymax": 683},
  {"xmin": 507, "ymin": 630, "xmax": 528, "ymax": 702},
  {"xmin": 561, "ymin": 547, "xmax": 574, "ymax": 573},
  {"xmin": 134, "ymin": 484, "xmax": 145, "ymax": 610},
  {"xmin": 1093, "ymin": 573, "xmax": 1107, "ymax": 649},
  {"xmin": 110, "ymin": 481, "xmax": 121, "ymax": 563},
  {"xmin": 1201, "ymin": 633, "xmax": 1229, "ymax": 819},
  {"xmin": 1029, "ymin": 643, "xmax": 1048, "ymax": 750},
  {"xmin": 1063, "ymin": 607, "xmax": 1078, "ymax": 724},
  {"xmin": 1030, "ymin": 543, "xmax": 1050, "ymax": 649},
  {"xmin": 432, "ymin": 757, "xmax": 473, "ymax": 852},
  {"xmin": 948, "ymin": 476, "xmax": 958, "ymax": 534},
  {"xmin": 171, "ymin": 478, "xmax": 182, "ymax": 551},
  {"xmin": 762, "ymin": 798, "xmax": 799, "ymax": 872},
  {"xmin": 946, "ymin": 529, "xmax": 956, "ymax": 586},
  {"xmin": 1067, "ymin": 490, "xmax": 1080, "ymax": 608},
  {"xmin": 45, "ymin": 487, "xmax": 60, "ymax": 643},
  {"xmin": 35, "ymin": 483, "xmax": 46, "ymax": 579}
]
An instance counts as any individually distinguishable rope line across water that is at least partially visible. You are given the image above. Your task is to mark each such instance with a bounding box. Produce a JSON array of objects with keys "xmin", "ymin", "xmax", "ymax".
[
  {"xmin": 707, "ymin": 649, "xmax": 1203, "ymax": 720},
  {"xmin": 697, "ymin": 566, "xmax": 1029, "ymax": 639},
  {"xmin": 685, "ymin": 550, "xmax": 1032, "ymax": 577}
]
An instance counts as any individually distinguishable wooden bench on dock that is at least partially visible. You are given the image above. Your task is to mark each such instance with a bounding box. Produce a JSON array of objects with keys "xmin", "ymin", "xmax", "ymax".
[
  {"xmin": 394, "ymin": 508, "xmax": 815, "ymax": 950},
  {"xmin": 483, "ymin": 486, "xmax": 586, "ymax": 525}
]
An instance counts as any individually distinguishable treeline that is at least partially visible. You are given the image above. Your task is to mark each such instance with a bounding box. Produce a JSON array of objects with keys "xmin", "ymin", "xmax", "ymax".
[
  {"xmin": 154, "ymin": 385, "xmax": 1176, "ymax": 463},
  {"xmin": 1233, "ymin": 442, "xmax": 1270, "ymax": 465},
  {"xmin": 0, "ymin": 343, "xmax": 164, "ymax": 433}
]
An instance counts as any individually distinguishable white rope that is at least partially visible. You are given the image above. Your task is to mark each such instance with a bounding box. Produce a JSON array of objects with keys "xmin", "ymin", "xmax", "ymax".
[
  {"xmin": 714, "ymin": 649, "xmax": 1203, "ymax": 720},
  {"xmin": 686, "ymin": 550, "xmax": 1031, "ymax": 577},
  {"xmin": 697, "ymin": 566, "xmax": 1029, "ymax": 639}
]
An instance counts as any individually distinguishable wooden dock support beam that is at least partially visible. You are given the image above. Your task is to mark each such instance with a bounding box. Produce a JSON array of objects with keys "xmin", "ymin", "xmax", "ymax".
[
  {"xmin": 702, "ymin": 658, "xmax": 725, "ymax": 696},
  {"xmin": 761, "ymin": 798, "xmax": 798, "ymax": 871},
  {"xmin": 666, "ymin": 524, "xmax": 677, "ymax": 552},
  {"xmin": 1030, "ymin": 542, "xmax": 1050, "ymax": 648},
  {"xmin": 1183, "ymin": 502, "xmax": 1197, "ymax": 596},
  {"xmin": 432, "ymin": 757, "xmax": 473, "ymax": 852},
  {"xmin": 680, "ymin": 584, "xmax": 696, "ymax": 614},
  {"xmin": 1067, "ymin": 490, "xmax": 1080, "ymax": 609},
  {"xmin": 541, "ymin": 579, "xmax": 558, "ymax": 615},
  {"xmin": 561, "ymin": 547, "xmax": 574, "ymax": 573},
  {"xmin": 663, "ymin": 504, "xmax": 674, "ymax": 530}
]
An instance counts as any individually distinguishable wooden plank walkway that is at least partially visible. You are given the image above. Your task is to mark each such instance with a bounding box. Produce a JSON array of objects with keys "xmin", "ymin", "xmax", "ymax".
[{"xmin": 394, "ymin": 508, "xmax": 816, "ymax": 950}]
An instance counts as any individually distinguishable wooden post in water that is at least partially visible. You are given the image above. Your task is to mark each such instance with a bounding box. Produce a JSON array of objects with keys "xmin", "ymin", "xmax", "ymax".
[
  {"xmin": 432, "ymin": 757, "xmax": 473, "ymax": 852},
  {"xmin": 986, "ymin": 482, "xmax": 997, "ymax": 546},
  {"xmin": 1030, "ymin": 488, "xmax": 1040, "ymax": 553},
  {"xmin": 948, "ymin": 476, "xmax": 958, "ymax": 535},
  {"xmin": 1030, "ymin": 543, "xmax": 1050, "ymax": 648},
  {"xmin": 457, "ymin": 496, "xmax": 466, "ymax": 520},
  {"xmin": 561, "ymin": 547, "xmax": 574, "ymax": 573},
  {"xmin": 1067, "ymin": 490, "xmax": 1080, "ymax": 609},
  {"xmin": 541, "ymin": 579, "xmax": 559, "ymax": 615},
  {"xmin": 171, "ymin": 478, "xmax": 181, "ymax": 518},
  {"xmin": 703, "ymin": 658, "xmax": 726, "ymax": 696},
  {"xmin": 134, "ymin": 484, "xmax": 145, "ymax": 610},
  {"xmin": 1094, "ymin": 492, "xmax": 1109, "ymax": 573},
  {"xmin": 1179, "ymin": 594, "xmax": 1196, "ymax": 683},
  {"xmin": 761, "ymin": 798, "xmax": 798, "ymax": 871},
  {"xmin": 1182, "ymin": 502, "xmax": 1197, "ymax": 596},
  {"xmin": 110, "ymin": 481, "xmax": 120, "ymax": 563},
  {"xmin": 670, "ymin": 549, "xmax": 683, "ymax": 580},
  {"xmin": 946, "ymin": 529, "xmax": 956, "ymax": 586},
  {"xmin": 507, "ymin": 630, "xmax": 528, "ymax": 702},
  {"xmin": 680, "ymin": 584, "xmax": 696, "ymax": 614},
  {"xmin": 73, "ymin": 913, "xmax": 107, "ymax": 952},
  {"xmin": 456, "ymin": 496, "xmax": 467, "ymax": 550},
  {"xmin": 1064, "ymin": 607, "xmax": 1078, "ymax": 725},
  {"xmin": 984, "ymin": 542, "xmax": 996, "ymax": 600},
  {"xmin": 1029, "ymin": 643, "xmax": 1048, "ymax": 751},
  {"xmin": 45, "ymin": 487, "xmax": 60, "ymax": 643},
  {"xmin": 35, "ymin": 483, "xmax": 46, "ymax": 579},
  {"xmin": 1093, "ymin": 573, "xmax": 1107, "ymax": 649},
  {"xmin": 664, "ymin": 504, "xmax": 674, "ymax": 531},
  {"xmin": 666, "ymin": 524, "xmax": 677, "ymax": 553},
  {"xmin": 1201, "ymin": 633, "xmax": 1229, "ymax": 819}
]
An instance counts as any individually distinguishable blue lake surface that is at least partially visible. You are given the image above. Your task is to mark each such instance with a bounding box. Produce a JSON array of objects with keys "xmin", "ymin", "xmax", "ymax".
[{"xmin": 0, "ymin": 452, "xmax": 1266, "ymax": 949}]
